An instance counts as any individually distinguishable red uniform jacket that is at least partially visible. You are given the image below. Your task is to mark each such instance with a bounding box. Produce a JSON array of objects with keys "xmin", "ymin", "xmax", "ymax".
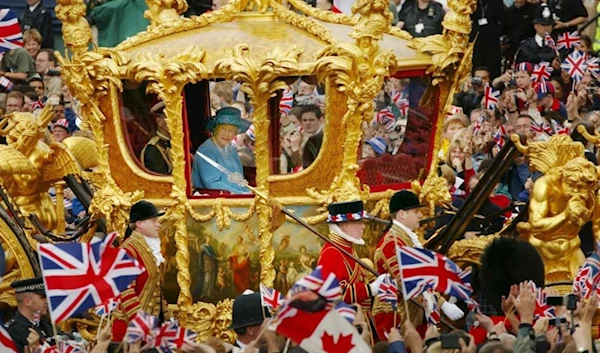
[
  {"xmin": 317, "ymin": 232, "xmax": 376, "ymax": 340},
  {"xmin": 112, "ymin": 232, "xmax": 171, "ymax": 341}
]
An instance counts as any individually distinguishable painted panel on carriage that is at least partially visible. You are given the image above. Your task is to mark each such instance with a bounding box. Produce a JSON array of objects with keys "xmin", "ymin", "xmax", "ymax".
[{"xmin": 162, "ymin": 205, "xmax": 328, "ymax": 304}]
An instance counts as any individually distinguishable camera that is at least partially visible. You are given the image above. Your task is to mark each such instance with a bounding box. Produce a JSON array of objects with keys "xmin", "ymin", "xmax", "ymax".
[
  {"xmin": 549, "ymin": 317, "xmax": 567, "ymax": 326},
  {"xmin": 471, "ymin": 76, "xmax": 483, "ymax": 86},
  {"xmin": 46, "ymin": 69, "xmax": 61, "ymax": 77},
  {"xmin": 441, "ymin": 334, "xmax": 470, "ymax": 349}
]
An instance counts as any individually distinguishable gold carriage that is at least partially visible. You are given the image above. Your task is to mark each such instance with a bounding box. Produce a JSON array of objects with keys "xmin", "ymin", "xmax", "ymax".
[{"xmin": 0, "ymin": 0, "xmax": 483, "ymax": 340}]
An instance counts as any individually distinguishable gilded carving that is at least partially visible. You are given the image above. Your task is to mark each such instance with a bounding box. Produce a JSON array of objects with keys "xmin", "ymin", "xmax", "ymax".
[
  {"xmin": 269, "ymin": 0, "xmax": 336, "ymax": 44},
  {"xmin": 447, "ymin": 235, "xmax": 498, "ymax": 268},
  {"xmin": 513, "ymin": 134, "xmax": 597, "ymax": 283},
  {"xmin": 411, "ymin": 175, "xmax": 452, "ymax": 244},
  {"xmin": 312, "ymin": 0, "xmax": 396, "ymax": 204},
  {"xmin": 144, "ymin": 0, "xmax": 188, "ymax": 27}
]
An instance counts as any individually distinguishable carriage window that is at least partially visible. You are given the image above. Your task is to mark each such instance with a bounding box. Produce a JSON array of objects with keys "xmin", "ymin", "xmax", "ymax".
[
  {"xmin": 120, "ymin": 81, "xmax": 174, "ymax": 176},
  {"xmin": 357, "ymin": 75, "xmax": 436, "ymax": 190},
  {"xmin": 185, "ymin": 80, "xmax": 255, "ymax": 198},
  {"xmin": 274, "ymin": 77, "xmax": 325, "ymax": 175}
]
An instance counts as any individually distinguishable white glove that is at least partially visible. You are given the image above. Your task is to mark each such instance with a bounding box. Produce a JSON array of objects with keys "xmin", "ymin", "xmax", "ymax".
[
  {"xmin": 369, "ymin": 274, "xmax": 389, "ymax": 293},
  {"xmin": 441, "ymin": 301, "xmax": 465, "ymax": 320}
]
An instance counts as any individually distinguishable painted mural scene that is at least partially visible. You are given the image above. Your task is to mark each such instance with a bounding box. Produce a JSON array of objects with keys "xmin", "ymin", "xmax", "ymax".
[{"xmin": 2, "ymin": 0, "xmax": 600, "ymax": 351}]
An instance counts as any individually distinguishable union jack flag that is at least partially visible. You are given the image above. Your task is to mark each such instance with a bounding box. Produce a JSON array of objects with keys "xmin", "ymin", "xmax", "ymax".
[
  {"xmin": 483, "ymin": 85, "xmax": 500, "ymax": 110},
  {"xmin": 397, "ymin": 99, "xmax": 409, "ymax": 117},
  {"xmin": 125, "ymin": 311, "xmax": 159, "ymax": 343},
  {"xmin": 0, "ymin": 325, "xmax": 16, "ymax": 353},
  {"xmin": 529, "ymin": 282, "xmax": 556, "ymax": 319},
  {"xmin": 289, "ymin": 266, "xmax": 342, "ymax": 303},
  {"xmin": 279, "ymin": 88, "xmax": 294, "ymax": 116},
  {"xmin": 391, "ymin": 90, "xmax": 403, "ymax": 106},
  {"xmin": 260, "ymin": 284, "xmax": 285, "ymax": 310},
  {"xmin": 396, "ymin": 246, "xmax": 473, "ymax": 300},
  {"xmin": 58, "ymin": 341, "xmax": 85, "ymax": 353},
  {"xmin": 41, "ymin": 347, "xmax": 58, "ymax": 353},
  {"xmin": 573, "ymin": 266, "xmax": 595, "ymax": 299},
  {"xmin": 472, "ymin": 114, "xmax": 486, "ymax": 136},
  {"xmin": 493, "ymin": 125, "xmax": 507, "ymax": 150},
  {"xmin": 142, "ymin": 322, "xmax": 176, "ymax": 351},
  {"xmin": 423, "ymin": 290, "xmax": 440, "ymax": 325},
  {"xmin": 376, "ymin": 107, "xmax": 396, "ymax": 131},
  {"xmin": 166, "ymin": 325, "xmax": 198, "ymax": 350},
  {"xmin": 94, "ymin": 296, "xmax": 120, "ymax": 316},
  {"xmin": 465, "ymin": 298, "xmax": 481, "ymax": 314},
  {"xmin": 531, "ymin": 62, "xmax": 553, "ymax": 84},
  {"xmin": 0, "ymin": 9, "xmax": 22, "ymax": 54},
  {"xmin": 33, "ymin": 310, "xmax": 41, "ymax": 326},
  {"xmin": 334, "ymin": 302, "xmax": 357, "ymax": 323},
  {"xmin": 448, "ymin": 105, "xmax": 463, "ymax": 116},
  {"xmin": 38, "ymin": 233, "xmax": 144, "ymax": 323},
  {"xmin": 573, "ymin": 250, "xmax": 600, "ymax": 298},
  {"xmin": 377, "ymin": 274, "xmax": 398, "ymax": 310},
  {"xmin": 557, "ymin": 31, "xmax": 581, "ymax": 50},
  {"xmin": 561, "ymin": 50, "xmax": 588, "ymax": 82},
  {"xmin": 545, "ymin": 33, "xmax": 556, "ymax": 50},
  {"xmin": 551, "ymin": 120, "xmax": 569, "ymax": 135},
  {"xmin": 587, "ymin": 56, "xmax": 600, "ymax": 79}
]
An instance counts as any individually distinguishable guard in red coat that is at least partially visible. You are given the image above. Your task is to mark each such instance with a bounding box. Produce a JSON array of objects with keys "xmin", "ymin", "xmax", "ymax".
[
  {"xmin": 373, "ymin": 190, "xmax": 464, "ymax": 338},
  {"xmin": 113, "ymin": 200, "xmax": 172, "ymax": 341},
  {"xmin": 317, "ymin": 199, "xmax": 387, "ymax": 342}
]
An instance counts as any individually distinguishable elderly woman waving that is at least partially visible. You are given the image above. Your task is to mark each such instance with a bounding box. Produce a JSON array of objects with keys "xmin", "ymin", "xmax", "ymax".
[{"xmin": 192, "ymin": 107, "xmax": 251, "ymax": 194}]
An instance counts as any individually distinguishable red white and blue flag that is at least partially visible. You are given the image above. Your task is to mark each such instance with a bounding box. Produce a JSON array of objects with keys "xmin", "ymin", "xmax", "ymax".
[
  {"xmin": 279, "ymin": 88, "xmax": 294, "ymax": 116},
  {"xmin": 260, "ymin": 284, "xmax": 285, "ymax": 310},
  {"xmin": 396, "ymin": 246, "xmax": 472, "ymax": 300},
  {"xmin": 556, "ymin": 31, "xmax": 581, "ymax": 50},
  {"xmin": 472, "ymin": 114, "xmax": 486, "ymax": 136},
  {"xmin": 125, "ymin": 311, "xmax": 159, "ymax": 343},
  {"xmin": 531, "ymin": 62, "xmax": 553, "ymax": 84},
  {"xmin": 0, "ymin": 325, "xmax": 17, "ymax": 353},
  {"xmin": 483, "ymin": 85, "xmax": 500, "ymax": 110},
  {"xmin": 38, "ymin": 233, "xmax": 144, "ymax": 323},
  {"xmin": 573, "ymin": 248, "xmax": 600, "ymax": 299},
  {"xmin": 272, "ymin": 301, "xmax": 370, "ymax": 353},
  {"xmin": 58, "ymin": 341, "xmax": 85, "ymax": 353},
  {"xmin": 529, "ymin": 282, "xmax": 556, "ymax": 319},
  {"xmin": 465, "ymin": 298, "xmax": 482, "ymax": 314},
  {"xmin": 493, "ymin": 125, "xmax": 507, "ymax": 151},
  {"xmin": 423, "ymin": 290, "xmax": 440, "ymax": 325},
  {"xmin": 376, "ymin": 107, "xmax": 396, "ymax": 131},
  {"xmin": 94, "ymin": 296, "xmax": 120, "ymax": 316},
  {"xmin": 376, "ymin": 274, "xmax": 398, "ymax": 311},
  {"xmin": 561, "ymin": 50, "xmax": 588, "ymax": 82},
  {"xmin": 334, "ymin": 302, "xmax": 357, "ymax": 324},
  {"xmin": 551, "ymin": 119, "xmax": 569, "ymax": 135},
  {"xmin": 290, "ymin": 266, "xmax": 342, "ymax": 303},
  {"xmin": 545, "ymin": 33, "xmax": 556, "ymax": 50},
  {"xmin": 0, "ymin": 9, "xmax": 22, "ymax": 54},
  {"xmin": 587, "ymin": 56, "xmax": 600, "ymax": 79}
]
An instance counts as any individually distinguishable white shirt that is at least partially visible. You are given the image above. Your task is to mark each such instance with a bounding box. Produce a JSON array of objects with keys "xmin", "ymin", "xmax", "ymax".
[
  {"xmin": 329, "ymin": 224, "xmax": 365, "ymax": 245},
  {"xmin": 392, "ymin": 220, "xmax": 422, "ymax": 248},
  {"xmin": 232, "ymin": 340, "xmax": 259, "ymax": 353},
  {"xmin": 535, "ymin": 34, "xmax": 544, "ymax": 47},
  {"xmin": 29, "ymin": 2, "xmax": 40, "ymax": 12},
  {"xmin": 143, "ymin": 235, "xmax": 165, "ymax": 266}
]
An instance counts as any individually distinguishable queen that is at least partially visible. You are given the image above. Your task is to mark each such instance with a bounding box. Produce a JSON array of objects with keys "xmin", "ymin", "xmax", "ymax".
[{"xmin": 192, "ymin": 107, "xmax": 251, "ymax": 194}]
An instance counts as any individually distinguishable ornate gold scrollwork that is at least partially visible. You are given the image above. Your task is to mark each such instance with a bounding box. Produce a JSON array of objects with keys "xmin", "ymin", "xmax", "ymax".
[
  {"xmin": 56, "ymin": 0, "xmax": 138, "ymax": 234},
  {"xmin": 144, "ymin": 0, "xmax": 188, "ymax": 27},
  {"xmin": 311, "ymin": 0, "xmax": 396, "ymax": 204},
  {"xmin": 214, "ymin": 44, "xmax": 302, "ymax": 287},
  {"xmin": 125, "ymin": 46, "xmax": 208, "ymax": 312}
]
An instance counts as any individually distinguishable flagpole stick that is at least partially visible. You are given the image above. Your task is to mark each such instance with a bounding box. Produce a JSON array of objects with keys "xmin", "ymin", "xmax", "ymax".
[
  {"xmin": 98, "ymin": 314, "xmax": 105, "ymax": 335},
  {"xmin": 51, "ymin": 321, "xmax": 60, "ymax": 350},
  {"xmin": 283, "ymin": 338, "xmax": 291, "ymax": 353}
]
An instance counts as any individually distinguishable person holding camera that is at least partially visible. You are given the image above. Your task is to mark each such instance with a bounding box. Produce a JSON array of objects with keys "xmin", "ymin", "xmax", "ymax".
[
  {"xmin": 453, "ymin": 67, "xmax": 490, "ymax": 117},
  {"xmin": 396, "ymin": 0, "xmax": 445, "ymax": 38}
]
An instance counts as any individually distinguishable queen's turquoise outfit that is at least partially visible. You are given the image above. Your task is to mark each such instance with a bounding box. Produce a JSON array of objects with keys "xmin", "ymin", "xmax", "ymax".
[{"xmin": 192, "ymin": 107, "xmax": 251, "ymax": 194}]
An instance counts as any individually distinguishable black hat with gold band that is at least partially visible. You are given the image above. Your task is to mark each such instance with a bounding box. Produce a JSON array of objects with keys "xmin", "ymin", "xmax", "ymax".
[{"xmin": 11, "ymin": 277, "xmax": 45, "ymax": 296}]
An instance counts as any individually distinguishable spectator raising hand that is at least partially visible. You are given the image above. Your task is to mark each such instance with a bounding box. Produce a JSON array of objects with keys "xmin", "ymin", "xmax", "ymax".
[
  {"xmin": 514, "ymin": 281, "xmax": 535, "ymax": 324},
  {"xmin": 572, "ymin": 294, "xmax": 598, "ymax": 352}
]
